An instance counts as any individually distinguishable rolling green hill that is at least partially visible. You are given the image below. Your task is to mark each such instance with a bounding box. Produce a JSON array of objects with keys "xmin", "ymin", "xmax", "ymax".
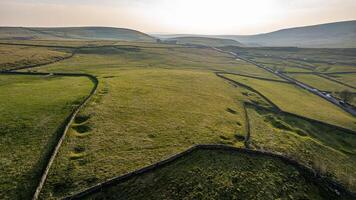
[
  {"xmin": 229, "ymin": 20, "xmax": 356, "ymax": 48},
  {"xmin": 166, "ymin": 36, "xmax": 242, "ymax": 47},
  {"xmin": 156, "ymin": 20, "xmax": 356, "ymax": 48},
  {"xmin": 0, "ymin": 27, "xmax": 156, "ymax": 42}
]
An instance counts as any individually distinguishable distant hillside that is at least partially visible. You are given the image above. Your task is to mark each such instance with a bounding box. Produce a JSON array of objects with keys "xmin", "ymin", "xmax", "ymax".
[
  {"xmin": 224, "ymin": 20, "xmax": 356, "ymax": 48},
  {"xmin": 166, "ymin": 36, "xmax": 242, "ymax": 47},
  {"xmin": 155, "ymin": 20, "xmax": 356, "ymax": 48},
  {"xmin": 0, "ymin": 27, "xmax": 156, "ymax": 42}
]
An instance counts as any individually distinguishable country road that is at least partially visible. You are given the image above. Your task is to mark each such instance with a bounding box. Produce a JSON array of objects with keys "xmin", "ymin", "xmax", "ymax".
[{"xmin": 212, "ymin": 47, "xmax": 356, "ymax": 117}]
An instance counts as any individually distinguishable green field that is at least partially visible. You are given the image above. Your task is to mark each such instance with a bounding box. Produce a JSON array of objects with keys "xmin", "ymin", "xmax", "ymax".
[
  {"xmin": 328, "ymin": 73, "xmax": 356, "ymax": 87},
  {"xmin": 247, "ymin": 106, "xmax": 356, "ymax": 191},
  {"xmin": 0, "ymin": 44, "xmax": 71, "ymax": 71},
  {"xmin": 39, "ymin": 69, "xmax": 254, "ymax": 199},
  {"xmin": 166, "ymin": 36, "xmax": 242, "ymax": 47},
  {"xmin": 288, "ymin": 73, "xmax": 356, "ymax": 105},
  {"xmin": 83, "ymin": 148, "xmax": 350, "ymax": 200},
  {"xmin": 1, "ymin": 40, "xmax": 355, "ymax": 199},
  {"xmin": 223, "ymin": 73, "xmax": 356, "ymax": 130},
  {"xmin": 0, "ymin": 74, "xmax": 93, "ymax": 200}
]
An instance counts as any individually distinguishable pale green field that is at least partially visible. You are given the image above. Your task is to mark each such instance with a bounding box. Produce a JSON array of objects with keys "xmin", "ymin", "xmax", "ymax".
[
  {"xmin": 289, "ymin": 73, "xmax": 356, "ymax": 92},
  {"xmin": 0, "ymin": 74, "xmax": 93, "ymax": 200},
  {"xmin": 224, "ymin": 74, "xmax": 356, "ymax": 130}
]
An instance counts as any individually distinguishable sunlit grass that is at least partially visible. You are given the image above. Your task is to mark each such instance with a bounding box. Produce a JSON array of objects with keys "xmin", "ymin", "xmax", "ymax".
[{"xmin": 0, "ymin": 74, "xmax": 93, "ymax": 200}]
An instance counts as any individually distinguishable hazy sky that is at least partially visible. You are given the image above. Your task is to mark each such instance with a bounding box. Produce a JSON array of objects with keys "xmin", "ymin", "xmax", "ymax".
[{"xmin": 0, "ymin": 0, "xmax": 355, "ymax": 35}]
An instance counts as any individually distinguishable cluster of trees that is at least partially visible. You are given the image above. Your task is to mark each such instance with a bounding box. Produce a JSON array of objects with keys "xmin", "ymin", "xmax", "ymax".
[{"xmin": 339, "ymin": 90, "xmax": 354, "ymax": 104}]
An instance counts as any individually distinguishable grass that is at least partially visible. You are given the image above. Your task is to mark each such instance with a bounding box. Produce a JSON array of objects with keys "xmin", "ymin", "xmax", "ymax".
[
  {"xmin": 247, "ymin": 106, "xmax": 356, "ymax": 191},
  {"xmin": 167, "ymin": 36, "xmax": 242, "ymax": 47},
  {"xmin": 0, "ymin": 74, "xmax": 93, "ymax": 200},
  {"xmin": 223, "ymin": 73, "xmax": 356, "ymax": 130},
  {"xmin": 39, "ymin": 69, "xmax": 258, "ymax": 199},
  {"xmin": 2, "ymin": 41, "xmax": 355, "ymax": 199},
  {"xmin": 0, "ymin": 44, "xmax": 71, "ymax": 71},
  {"xmin": 288, "ymin": 73, "xmax": 356, "ymax": 106},
  {"xmin": 34, "ymin": 45, "xmax": 284, "ymax": 82},
  {"xmin": 328, "ymin": 73, "xmax": 356, "ymax": 87},
  {"xmin": 82, "ymin": 148, "xmax": 345, "ymax": 200},
  {"xmin": 0, "ymin": 27, "xmax": 155, "ymax": 42}
]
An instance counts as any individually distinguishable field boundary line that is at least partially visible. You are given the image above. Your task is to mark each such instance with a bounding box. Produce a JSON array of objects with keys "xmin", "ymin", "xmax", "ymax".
[
  {"xmin": 63, "ymin": 144, "xmax": 355, "ymax": 200},
  {"xmin": 216, "ymin": 71, "xmax": 290, "ymax": 83},
  {"xmin": 215, "ymin": 72, "xmax": 280, "ymax": 110},
  {"xmin": 242, "ymin": 102, "xmax": 251, "ymax": 148}
]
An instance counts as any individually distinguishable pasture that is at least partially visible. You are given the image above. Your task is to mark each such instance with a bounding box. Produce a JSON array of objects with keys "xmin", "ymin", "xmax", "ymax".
[
  {"xmin": 223, "ymin": 73, "xmax": 356, "ymax": 130},
  {"xmin": 82, "ymin": 148, "xmax": 348, "ymax": 200},
  {"xmin": 1, "ymin": 40, "xmax": 355, "ymax": 199},
  {"xmin": 247, "ymin": 106, "xmax": 356, "ymax": 191},
  {"xmin": 0, "ymin": 74, "xmax": 93, "ymax": 200},
  {"xmin": 0, "ymin": 44, "xmax": 71, "ymax": 71}
]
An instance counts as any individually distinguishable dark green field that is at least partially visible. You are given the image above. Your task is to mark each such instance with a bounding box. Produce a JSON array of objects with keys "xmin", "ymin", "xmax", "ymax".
[{"xmin": 83, "ymin": 148, "xmax": 352, "ymax": 200}]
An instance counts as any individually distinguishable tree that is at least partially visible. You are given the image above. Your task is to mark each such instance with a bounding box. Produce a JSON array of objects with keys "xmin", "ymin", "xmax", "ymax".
[{"xmin": 339, "ymin": 90, "xmax": 354, "ymax": 103}]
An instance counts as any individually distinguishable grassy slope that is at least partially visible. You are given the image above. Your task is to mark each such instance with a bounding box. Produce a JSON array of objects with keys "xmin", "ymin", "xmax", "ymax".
[
  {"xmin": 224, "ymin": 74, "xmax": 356, "ymax": 130},
  {"xmin": 1, "ymin": 41, "xmax": 352, "ymax": 198},
  {"xmin": 168, "ymin": 36, "xmax": 242, "ymax": 47},
  {"xmin": 35, "ymin": 45, "xmax": 283, "ymax": 80},
  {"xmin": 247, "ymin": 106, "xmax": 356, "ymax": 191},
  {"xmin": 330, "ymin": 73, "xmax": 356, "ymax": 86},
  {"xmin": 0, "ymin": 75, "xmax": 93, "ymax": 200},
  {"xmin": 39, "ymin": 69, "xmax": 252, "ymax": 199},
  {"xmin": 0, "ymin": 27, "xmax": 155, "ymax": 42},
  {"xmin": 0, "ymin": 44, "xmax": 70, "ymax": 71},
  {"xmin": 233, "ymin": 20, "xmax": 356, "ymax": 48},
  {"xmin": 30, "ymin": 44, "xmax": 279, "ymax": 198},
  {"xmin": 85, "ymin": 149, "xmax": 337, "ymax": 200}
]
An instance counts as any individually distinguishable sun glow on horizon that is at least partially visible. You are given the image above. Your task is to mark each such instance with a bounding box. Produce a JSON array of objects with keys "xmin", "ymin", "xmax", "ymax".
[{"xmin": 0, "ymin": 0, "xmax": 355, "ymax": 34}]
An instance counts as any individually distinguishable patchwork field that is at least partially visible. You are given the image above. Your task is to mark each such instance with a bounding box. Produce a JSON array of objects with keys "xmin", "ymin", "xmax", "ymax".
[
  {"xmin": 0, "ymin": 74, "xmax": 93, "ymax": 200},
  {"xmin": 223, "ymin": 74, "xmax": 356, "ymax": 130},
  {"xmin": 1, "ymin": 41, "xmax": 355, "ymax": 199}
]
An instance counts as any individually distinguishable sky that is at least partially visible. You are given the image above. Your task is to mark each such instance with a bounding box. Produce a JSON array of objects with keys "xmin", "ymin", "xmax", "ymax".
[{"xmin": 0, "ymin": 0, "xmax": 355, "ymax": 35}]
